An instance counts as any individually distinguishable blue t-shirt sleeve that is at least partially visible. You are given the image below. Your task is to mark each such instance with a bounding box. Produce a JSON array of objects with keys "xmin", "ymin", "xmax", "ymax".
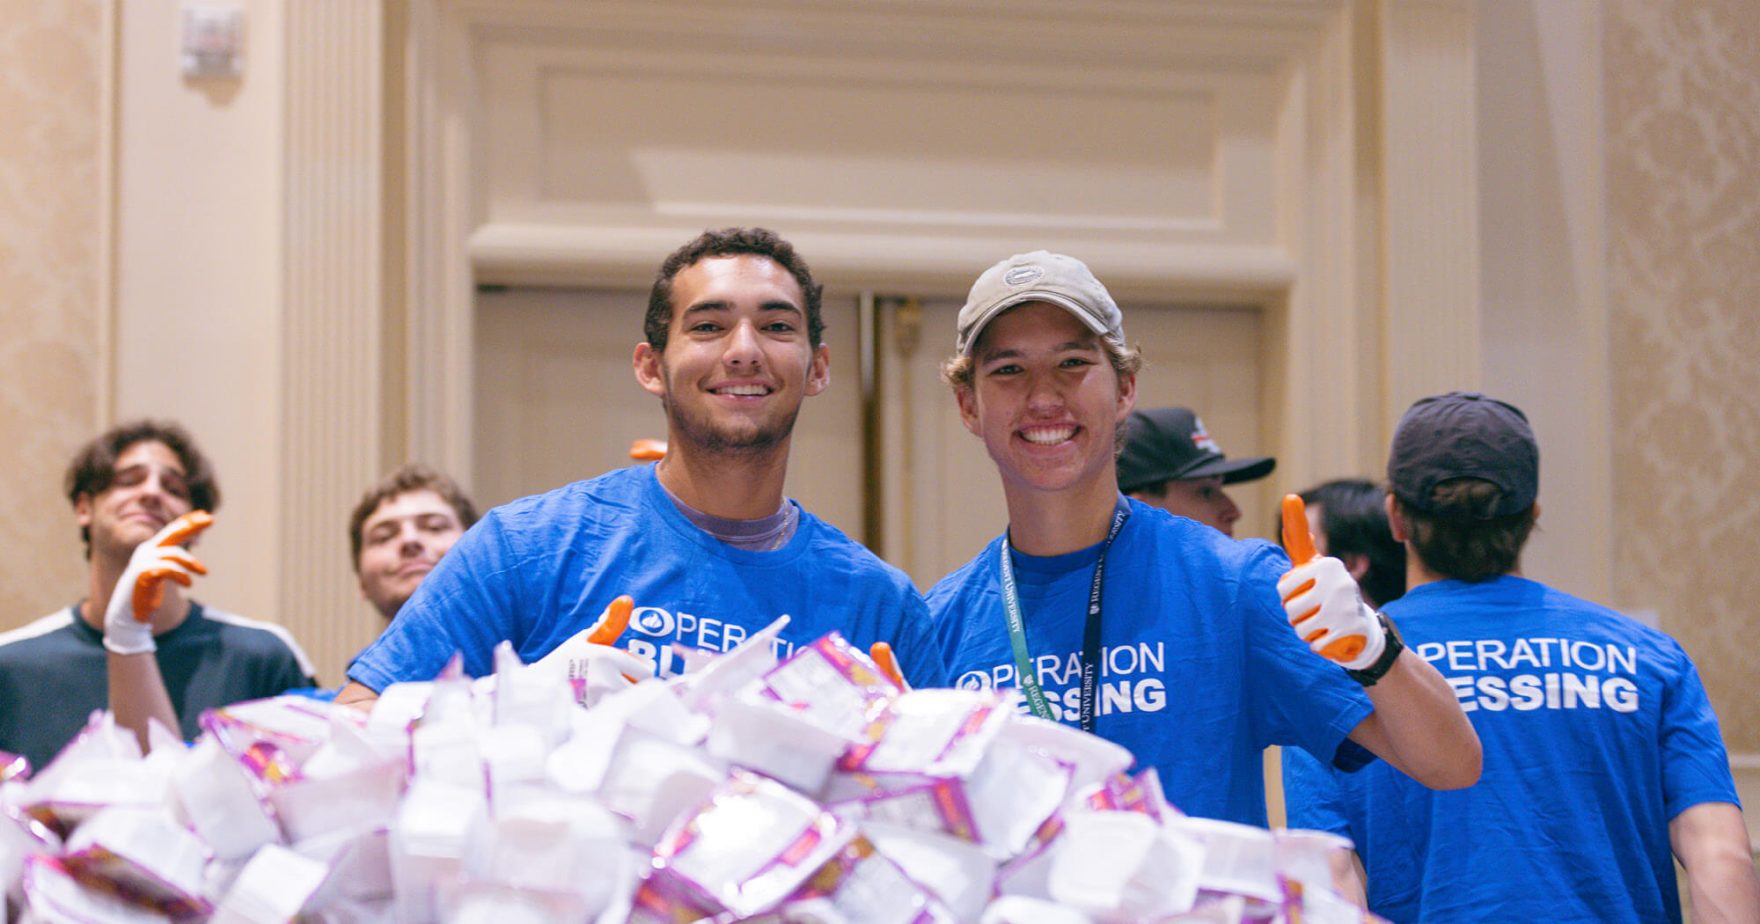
[
  {"xmin": 892, "ymin": 591, "xmax": 951, "ymax": 689},
  {"xmin": 1238, "ymin": 544, "xmax": 1375, "ymax": 765},
  {"xmin": 347, "ymin": 513, "xmax": 526, "ymax": 689},
  {"xmin": 1657, "ymin": 640, "xmax": 1741, "ymax": 819},
  {"xmin": 1281, "ymin": 745, "xmax": 1355, "ymax": 838}
]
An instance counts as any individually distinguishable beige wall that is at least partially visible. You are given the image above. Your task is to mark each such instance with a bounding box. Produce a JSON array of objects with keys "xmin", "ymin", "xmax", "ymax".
[
  {"xmin": 1606, "ymin": 0, "xmax": 1760, "ymax": 754},
  {"xmin": 1475, "ymin": 0, "xmax": 1612, "ymax": 607},
  {"xmin": 111, "ymin": 0, "xmax": 288, "ymax": 631},
  {"xmin": 0, "ymin": 0, "xmax": 102, "ymax": 627}
]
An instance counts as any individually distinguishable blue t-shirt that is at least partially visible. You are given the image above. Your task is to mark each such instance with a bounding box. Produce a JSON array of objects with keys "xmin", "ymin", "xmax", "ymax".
[
  {"xmin": 927, "ymin": 500, "xmax": 1374, "ymax": 826},
  {"xmin": 348, "ymin": 465, "xmax": 947, "ymax": 690},
  {"xmin": 1282, "ymin": 575, "xmax": 1741, "ymax": 924}
]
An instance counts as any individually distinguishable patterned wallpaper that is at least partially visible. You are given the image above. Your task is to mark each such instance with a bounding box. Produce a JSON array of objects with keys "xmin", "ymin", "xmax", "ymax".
[
  {"xmin": 1607, "ymin": 0, "xmax": 1760, "ymax": 752},
  {"xmin": 0, "ymin": 0, "xmax": 101, "ymax": 630}
]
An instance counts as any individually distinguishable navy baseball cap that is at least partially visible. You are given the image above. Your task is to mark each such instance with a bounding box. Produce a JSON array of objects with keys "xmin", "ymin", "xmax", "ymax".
[
  {"xmin": 1117, "ymin": 407, "xmax": 1275, "ymax": 494},
  {"xmin": 1387, "ymin": 391, "xmax": 1538, "ymax": 518}
]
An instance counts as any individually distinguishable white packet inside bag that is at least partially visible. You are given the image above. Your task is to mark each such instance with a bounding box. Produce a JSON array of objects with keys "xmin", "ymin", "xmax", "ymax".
[
  {"xmin": 995, "ymin": 714, "xmax": 1132, "ymax": 796},
  {"xmin": 849, "ymin": 689, "xmax": 1012, "ymax": 778},
  {"xmin": 981, "ymin": 895, "xmax": 1093, "ymax": 924},
  {"xmin": 1171, "ymin": 816, "xmax": 1280, "ymax": 903},
  {"xmin": 269, "ymin": 757, "xmax": 404, "ymax": 845},
  {"xmin": 652, "ymin": 772, "xmax": 855, "ymax": 919},
  {"xmin": 1274, "ymin": 828, "xmax": 1356, "ymax": 905},
  {"xmin": 171, "ymin": 738, "xmax": 281, "ymax": 863},
  {"xmin": 862, "ymin": 822, "xmax": 998, "ymax": 922},
  {"xmin": 705, "ymin": 693, "xmax": 852, "ymax": 796},
  {"xmin": 388, "ymin": 778, "xmax": 486, "ymax": 923},
  {"xmin": 63, "ymin": 806, "xmax": 212, "ymax": 919},
  {"xmin": 21, "ymin": 853, "xmax": 174, "ymax": 924},
  {"xmin": 754, "ymin": 634, "xmax": 900, "ymax": 741},
  {"xmin": 587, "ymin": 726, "xmax": 725, "ymax": 847},
  {"xmin": 1047, "ymin": 809, "xmax": 1202, "ymax": 922},
  {"xmin": 209, "ymin": 844, "xmax": 329, "ymax": 924}
]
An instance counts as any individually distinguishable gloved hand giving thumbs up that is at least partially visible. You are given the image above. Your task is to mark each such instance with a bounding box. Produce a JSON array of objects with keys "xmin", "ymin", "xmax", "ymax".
[
  {"xmin": 102, "ymin": 511, "xmax": 213, "ymax": 655},
  {"xmin": 1277, "ymin": 495, "xmax": 1400, "ymax": 681}
]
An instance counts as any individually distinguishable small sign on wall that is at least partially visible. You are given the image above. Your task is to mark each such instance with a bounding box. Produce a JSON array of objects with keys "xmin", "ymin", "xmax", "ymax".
[{"xmin": 181, "ymin": 2, "xmax": 245, "ymax": 80}]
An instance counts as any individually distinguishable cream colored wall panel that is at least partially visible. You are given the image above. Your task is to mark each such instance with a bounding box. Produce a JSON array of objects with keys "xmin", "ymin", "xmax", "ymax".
[
  {"xmin": 474, "ymin": 288, "xmax": 669, "ymax": 508},
  {"xmin": 112, "ymin": 0, "xmax": 286, "ymax": 628},
  {"xmin": 0, "ymin": 0, "xmax": 103, "ymax": 631},
  {"xmin": 466, "ymin": 3, "xmax": 1299, "ymax": 291},
  {"xmin": 277, "ymin": 0, "xmax": 388, "ymax": 684},
  {"xmin": 108, "ymin": 0, "xmax": 392, "ymax": 684},
  {"xmin": 522, "ymin": 61, "xmax": 1216, "ymax": 229},
  {"xmin": 1605, "ymin": 0, "xmax": 1760, "ymax": 753},
  {"xmin": 1474, "ymin": 0, "xmax": 1611, "ymax": 604},
  {"xmin": 1378, "ymin": 0, "xmax": 1481, "ymax": 420}
]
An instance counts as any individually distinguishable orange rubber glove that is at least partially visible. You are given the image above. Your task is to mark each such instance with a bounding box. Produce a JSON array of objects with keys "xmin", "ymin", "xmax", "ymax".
[
  {"xmin": 102, "ymin": 511, "xmax": 213, "ymax": 655},
  {"xmin": 1277, "ymin": 495, "xmax": 1384, "ymax": 671}
]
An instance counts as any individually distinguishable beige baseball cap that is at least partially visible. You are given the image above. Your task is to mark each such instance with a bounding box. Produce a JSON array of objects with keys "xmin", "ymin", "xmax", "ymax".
[{"xmin": 955, "ymin": 251, "xmax": 1127, "ymax": 356}]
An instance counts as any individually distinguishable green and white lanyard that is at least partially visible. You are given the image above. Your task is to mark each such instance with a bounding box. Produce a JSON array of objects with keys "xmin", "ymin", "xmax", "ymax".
[{"xmin": 998, "ymin": 497, "xmax": 1131, "ymax": 732}]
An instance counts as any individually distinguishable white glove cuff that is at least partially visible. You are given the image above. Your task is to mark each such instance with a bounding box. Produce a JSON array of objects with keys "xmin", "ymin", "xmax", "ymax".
[{"xmin": 103, "ymin": 632, "xmax": 156, "ymax": 657}]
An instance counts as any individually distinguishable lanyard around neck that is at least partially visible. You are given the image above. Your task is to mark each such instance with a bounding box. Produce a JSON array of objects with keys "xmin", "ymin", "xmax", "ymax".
[{"xmin": 998, "ymin": 497, "xmax": 1131, "ymax": 732}]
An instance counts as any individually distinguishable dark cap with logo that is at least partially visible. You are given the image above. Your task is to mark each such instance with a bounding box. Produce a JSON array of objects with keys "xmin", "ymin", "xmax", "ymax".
[
  {"xmin": 1387, "ymin": 390, "xmax": 1538, "ymax": 518},
  {"xmin": 1117, "ymin": 407, "xmax": 1275, "ymax": 494}
]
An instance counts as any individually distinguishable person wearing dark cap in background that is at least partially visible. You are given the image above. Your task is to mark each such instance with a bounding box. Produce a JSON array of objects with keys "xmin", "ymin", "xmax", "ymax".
[
  {"xmin": 1117, "ymin": 407, "xmax": 1274, "ymax": 536},
  {"xmin": 1282, "ymin": 391, "xmax": 1758, "ymax": 924}
]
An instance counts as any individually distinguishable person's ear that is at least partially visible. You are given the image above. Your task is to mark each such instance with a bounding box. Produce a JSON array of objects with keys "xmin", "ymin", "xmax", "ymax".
[
  {"xmin": 633, "ymin": 343, "xmax": 665, "ymax": 398},
  {"xmin": 956, "ymin": 385, "xmax": 981, "ymax": 437},
  {"xmin": 804, "ymin": 343, "xmax": 831, "ymax": 397},
  {"xmin": 1114, "ymin": 371, "xmax": 1137, "ymax": 423},
  {"xmin": 1385, "ymin": 493, "xmax": 1410, "ymax": 543},
  {"xmin": 75, "ymin": 493, "xmax": 93, "ymax": 530},
  {"xmin": 1343, "ymin": 552, "xmax": 1371, "ymax": 584}
]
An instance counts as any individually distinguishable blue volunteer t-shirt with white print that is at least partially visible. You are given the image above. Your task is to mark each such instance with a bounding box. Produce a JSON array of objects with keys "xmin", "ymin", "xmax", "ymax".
[
  {"xmin": 348, "ymin": 464, "xmax": 948, "ymax": 691},
  {"xmin": 927, "ymin": 498, "xmax": 1375, "ymax": 827},
  {"xmin": 1283, "ymin": 575, "xmax": 1741, "ymax": 924}
]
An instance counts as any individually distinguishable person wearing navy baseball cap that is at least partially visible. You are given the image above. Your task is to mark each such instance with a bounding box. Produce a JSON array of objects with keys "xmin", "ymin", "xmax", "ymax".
[
  {"xmin": 1283, "ymin": 390, "xmax": 1759, "ymax": 923},
  {"xmin": 1117, "ymin": 406, "xmax": 1275, "ymax": 537}
]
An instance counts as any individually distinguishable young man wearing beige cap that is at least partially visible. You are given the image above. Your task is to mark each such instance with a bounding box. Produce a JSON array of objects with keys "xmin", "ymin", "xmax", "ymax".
[{"xmin": 927, "ymin": 251, "xmax": 1480, "ymax": 827}]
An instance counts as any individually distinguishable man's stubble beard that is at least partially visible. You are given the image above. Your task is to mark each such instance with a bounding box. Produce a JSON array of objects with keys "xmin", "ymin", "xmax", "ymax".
[{"xmin": 659, "ymin": 368, "xmax": 802, "ymax": 459}]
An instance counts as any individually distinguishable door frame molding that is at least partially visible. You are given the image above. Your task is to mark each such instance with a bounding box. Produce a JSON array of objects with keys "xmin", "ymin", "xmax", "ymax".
[{"xmin": 400, "ymin": 0, "xmax": 1482, "ymax": 494}]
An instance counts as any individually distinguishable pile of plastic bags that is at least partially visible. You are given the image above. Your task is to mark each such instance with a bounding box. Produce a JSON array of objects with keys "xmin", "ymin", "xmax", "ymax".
[{"xmin": 0, "ymin": 619, "xmax": 1380, "ymax": 923}]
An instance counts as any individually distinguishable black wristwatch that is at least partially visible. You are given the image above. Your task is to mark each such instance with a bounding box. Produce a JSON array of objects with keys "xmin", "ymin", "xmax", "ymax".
[{"xmin": 1345, "ymin": 610, "xmax": 1404, "ymax": 687}]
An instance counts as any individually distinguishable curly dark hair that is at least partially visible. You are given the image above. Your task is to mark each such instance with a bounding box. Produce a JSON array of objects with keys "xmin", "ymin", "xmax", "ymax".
[
  {"xmin": 1395, "ymin": 479, "xmax": 1536, "ymax": 582},
  {"xmin": 644, "ymin": 227, "xmax": 825, "ymax": 352},
  {"xmin": 65, "ymin": 419, "xmax": 221, "ymax": 557},
  {"xmin": 347, "ymin": 464, "xmax": 479, "ymax": 572}
]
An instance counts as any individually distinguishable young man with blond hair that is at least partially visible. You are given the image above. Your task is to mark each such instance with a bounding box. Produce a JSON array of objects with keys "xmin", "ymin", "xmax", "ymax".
[{"xmin": 928, "ymin": 251, "xmax": 1480, "ymax": 826}]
